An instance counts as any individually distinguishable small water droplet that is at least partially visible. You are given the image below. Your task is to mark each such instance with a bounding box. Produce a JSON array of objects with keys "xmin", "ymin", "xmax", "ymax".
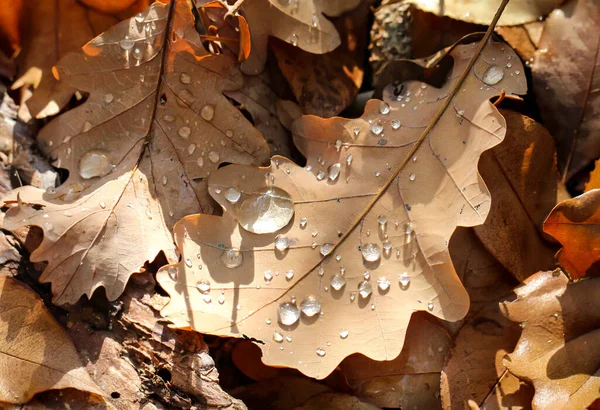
[
  {"xmin": 274, "ymin": 234, "xmax": 290, "ymax": 252},
  {"xmin": 162, "ymin": 176, "xmax": 168, "ymax": 185},
  {"xmin": 328, "ymin": 163, "xmax": 341, "ymax": 181},
  {"xmin": 286, "ymin": 270, "xmax": 294, "ymax": 280},
  {"xmin": 289, "ymin": 34, "xmax": 299, "ymax": 46},
  {"xmin": 300, "ymin": 295, "xmax": 321, "ymax": 317},
  {"xmin": 201, "ymin": 105, "xmax": 215, "ymax": 121},
  {"xmin": 99, "ymin": 201, "xmax": 106, "ymax": 209},
  {"xmin": 353, "ymin": 127, "xmax": 360, "ymax": 137},
  {"xmin": 132, "ymin": 48, "xmax": 143, "ymax": 60},
  {"xmin": 196, "ymin": 279, "xmax": 211, "ymax": 293},
  {"xmin": 515, "ymin": 70, "xmax": 521, "ymax": 75},
  {"xmin": 330, "ymin": 274, "xmax": 346, "ymax": 291},
  {"xmin": 346, "ymin": 154, "xmax": 353, "ymax": 166},
  {"xmin": 482, "ymin": 65, "xmax": 504, "ymax": 85},
  {"xmin": 273, "ymin": 331, "xmax": 284, "ymax": 342},
  {"xmin": 279, "ymin": 302, "xmax": 300, "ymax": 325},
  {"xmin": 208, "ymin": 151, "xmax": 220, "ymax": 163},
  {"xmin": 299, "ymin": 217, "xmax": 307, "ymax": 228},
  {"xmin": 218, "ymin": 294, "xmax": 225, "ymax": 304},
  {"xmin": 167, "ymin": 266, "xmax": 177, "ymax": 280},
  {"xmin": 320, "ymin": 243, "xmax": 334, "ymax": 256},
  {"xmin": 350, "ymin": 292, "xmax": 356, "ymax": 301},
  {"xmin": 221, "ymin": 248, "xmax": 243, "ymax": 268},
  {"xmin": 187, "ymin": 144, "xmax": 196, "ymax": 155},
  {"xmin": 264, "ymin": 270, "xmax": 273, "ymax": 283},
  {"xmin": 316, "ymin": 171, "xmax": 326, "ymax": 181},
  {"xmin": 120, "ymin": 36, "xmax": 135, "ymax": 50},
  {"xmin": 339, "ymin": 329, "xmax": 349, "ymax": 339},
  {"xmin": 104, "ymin": 93, "xmax": 114, "ymax": 103},
  {"xmin": 371, "ymin": 122, "xmax": 383, "ymax": 135},
  {"xmin": 358, "ymin": 280, "xmax": 372, "ymax": 298},
  {"xmin": 163, "ymin": 114, "xmax": 175, "ymax": 122},
  {"xmin": 185, "ymin": 258, "xmax": 193, "ymax": 268},
  {"xmin": 316, "ymin": 348, "xmax": 326, "ymax": 357},
  {"xmin": 78, "ymin": 150, "xmax": 113, "ymax": 179},
  {"xmin": 197, "ymin": 157, "xmax": 204, "ymax": 168},
  {"xmin": 427, "ymin": 301, "xmax": 434, "ymax": 311},
  {"xmin": 506, "ymin": 62, "xmax": 513, "ymax": 68},
  {"xmin": 378, "ymin": 215, "xmax": 387, "ymax": 226},
  {"xmin": 361, "ymin": 243, "xmax": 381, "ymax": 262},
  {"xmin": 399, "ymin": 272, "xmax": 411, "ymax": 287},
  {"xmin": 391, "ymin": 120, "xmax": 401, "ymax": 130},
  {"xmin": 224, "ymin": 187, "xmax": 241, "ymax": 203},
  {"xmin": 311, "ymin": 13, "xmax": 318, "ymax": 27},
  {"xmin": 377, "ymin": 277, "xmax": 391, "ymax": 291},
  {"xmin": 178, "ymin": 126, "xmax": 191, "ymax": 139},
  {"xmin": 379, "ymin": 101, "xmax": 390, "ymax": 114},
  {"xmin": 180, "ymin": 73, "xmax": 191, "ymax": 84}
]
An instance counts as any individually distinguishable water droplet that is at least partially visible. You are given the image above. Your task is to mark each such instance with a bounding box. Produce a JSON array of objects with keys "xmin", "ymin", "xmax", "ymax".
[
  {"xmin": 196, "ymin": 280, "xmax": 211, "ymax": 293},
  {"xmin": 363, "ymin": 271, "xmax": 371, "ymax": 280},
  {"xmin": 328, "ymin": 163, "xmax": 341, "ymax": 181},
  {"xmin": 185, "ymin": 258, "xmax": 193, "ymax": 268},
  {"xmin": 78, "ymin": 150, "xmax": 113, "ymax": 179},
  {"xmin": 178, "ymin": 126, "xmax": 191, "ymax": 139},
  {"xmin": 299, "ymin": 218, "xmax": 307, "ymax": 228},
  {"xmin": 371, "ymin": 303, "xmax": 376, "ymax": 310},
  {"xmin": 300, "ymin": 295, "xmax": 321, "ymax": 317},
  {"xmin": 311, "ymin": 13, "xmax": 318, "ymax": 27},
  {"xmin": 289, "ymin": 34, "xmax": 299, "ymax": 46},
  {"xmin": 132, "ymin": 48, "xmax": 142, "ymax": 60},
  {"xmin": 482, "ymin": 65, "xmax": 504, "ymax": 85},
  {"xmin": 224, "ymin": 187, "xmax": 241, "ymax": 204},
  {"xmin": 221, "ymin": 248, "xmax": 243, "ymax": 268},
  {"xmin": 391, "ymin": 120, "xmax": 401, "ymax": 130},
  {"xmin": 371, "ymin": 122, "xmax": 383, "ymax": 135},
  {"xmin": 218, "ymin": 294, "xmax": 225, "ymax": 304},
  {"xmin": 330, "ymin": 274, "xmax": 346, "ymax": 291},
  {"xmin": 285, "ymin": 270, "xmax": 294, "ymax": 280},
  {"xmin": 379, "ymin": 101, "xmax": 390, "ymax": 114},
  {"xmin": 427, "ymin": 301, "xmax": 434, "ymax": 311},
  {"xmin": 358, "ymin": 280, "xmax": 372, "ymax": 298},
  {"xmin": 353, "ymin": 127, "xmax": 360, "ymax": 137},
  {"xmin": 399, "ymin": 272, "xmax": 411, "ymax": 287},
  {"xmin": 273, "ymin": 331, "xmax": 284, "ymax": 342},
  {"xmin": 275, "ymin": 234, "xmax": 290, "ymax": 252},
  {"xmin": 167, "ymin": 266, "xmax": 177, "ymax": 280},
  {"xmin": 515, "ymin": 70, "xmax": 521, "ymax": 75},
  {"xmin": 104, "ymin": 93, "xmax": 114, "ymax": 104},
  {"xmin": 377, "ymin": 277, "xmax": 391, "ymax": 291},
  {"xmin": 361, "ymin": 243, "xmax": 380, "ymax": 262},
  {"xmin": 135, "ymin": 13, "xmax": 144, "ymax": 22},
  {"xmin": 405, "ymin": 223, "xmax": 413, "ymax": 235},
  {"xmin": 163, "ymin": 114, "xmax": 175, "ymax": 122},
  {"xmin": 350, "ymin": 292, "xmax": 356, "ymax": 301},
  {"xmin": 180, "ymin": 73, "xmax": 191, "ymax": 84},
  {"xmin": 286, "ymin": 336, "xmax": 292, "ymax": 342},
  {"xmin": 208, "ymin": 151, "xmax": 220, "ymax": 163},
  {"xmin": 506, "ymin": 62, "xmax": 513, "ymax": 68},
  {"xmin": 316, "ymin": 348, "xmax": 326, "ymax": 357},
  {"xmin": 264, "ymin": 270, "xmax": 273, "ymax": 283},
  {"xmin": 162, "ymin": 176, "xmax": 168, "ymax": 185},
  {"xmin": 335, "ymin": 139, "xmax": 342, "ymax": 151},
  {"xmin": 409, "ymin": 173, "xmax": 416, "ymax": 181},
  {"xmin": 316, "ymin": 171, "xmax": 325, "ymax": 181},
  {"xmin": 120, "ymin": 36, "xmax": 135, "ymax": 50},
  {"xmin": 346, "ymin": 154, "xmax": 353, "ymax": 166},
  {"xmin": 187, "ymin": 144, "xmax": 196, "ymax": 155},
  {"xmin": 279, "ymin": 302, "xmax": 300, "ymax": 325},
  {"xmin": 237, "ymin": 187, "xmax": 294, "ymax": 234},
  {"xmin": 201, "ymin": 105, "xmax": 215, "ymax": 121},
  {"xmin": 320, "ymin": 243, "xmax": 334, "ymax": 256},
  {"xmin": 378, "ymin": 215, "xmax": 387, "ymax": 226},
  {"xmin": 197, "ymin": 157, "xmax": 204, "ymax": 168},
  {"xmin": 99, "ymin": 201, "xmax": 106, "ymax": 209}
]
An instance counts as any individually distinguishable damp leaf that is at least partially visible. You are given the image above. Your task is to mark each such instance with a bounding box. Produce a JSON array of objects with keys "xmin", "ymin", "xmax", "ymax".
[
  {"xmin": 503, "ymin": 270, "xmax": 600, "ymax": 410},
  {"xmin": 238, "ymin": 0, "xmax": 361, "ymax": 75},
  {"xmin": 156, "ymin": 33, "xmax": 527, "ymax": 378},
  {"xmin": 1, "ymin": 0, "xmax": 270, "ymax": 305},
  {"xmin": 0, "ymin": 276, "xmax": 104, "ymax": 404}
]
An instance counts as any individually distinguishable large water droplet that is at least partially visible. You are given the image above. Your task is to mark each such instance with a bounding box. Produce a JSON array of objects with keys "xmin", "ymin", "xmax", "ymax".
[
  {"xmin": 278, "ymin": 302, "xmax": 300, "ymax": 325},
  {"xmin": 358, "ymin": 280, "xmax": 372, "ymax": 298},
  {"xmin": 361, "ymin": 243, "xmax": 380, "ymax": 262},
  {"xmin": 208, "ymin": 151, "xmax": 220, "ymax": 163},
  {"xmin": 178, "ymin": 126, "xmax": 191, "ymax": 139},
  {"xmin": 224, "ymin": 187, "xmax": 241, "ymax": 204},
  {"xmin": 274, "ymin": 234, "xmax": 290, "ymax": 252},
  {"xmin": 79, "ymin": 150, "xmax": 113, "ymax": 179},
  {"xmin": 300, "ymin": 295, "xmax": 321, "ymax": 317},
  {"xmin": 237, "ymin": 187, "xmax": 294, "ymax": 234},
  {"xmin": 482, "ymin": 65, "xmax": 504, "ymax": 85},
  {"xmin": 377, "ymin": 276, "xmax": 391, "ymax": 291},
  {"xmin": 201, "ymin": 105, "xmax": 215, "ymax": 121},
  {"xmin": 328, "ymin": 163, "xmax": 341, "ymax": 181},
  {"xmin": 330, "ymin": 274, "xmax": 346, "ymax": 291},
  {"xmin": 221, "ymin": 248, "xmax": 243, "ymax": 268},
  {"xmin": 120, "ymin": 36, "xmax": 135, "ymax": 50}
]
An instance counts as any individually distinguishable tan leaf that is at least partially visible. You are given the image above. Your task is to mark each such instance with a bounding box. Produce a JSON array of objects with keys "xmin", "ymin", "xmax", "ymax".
[
  {"xmin": 406, "ymin": 0, "xmax": 562, "ymax": 26},
  {"xmin": 532, "ymin": 0, "xmax": 600, "ymax": 183},
  {"xmin": 585, "ymin": 160, "xmax": 600, "ymax": 192},
  {"xmin": 473, "ymin": 110, "xmax": 558, "ymax": 281},
  {"xmin": 503, "ymin": 271, "xmax": 600, "ymax": 410},
  {"xmin": 2, "ymin": 0, "xmax": 270, "ymax": 305},
  {"xmin": 543, "ymin": 189, "xmax": 600, "ymax": 279},
  {"xmin": 291, "ymin": 392, "xmax": 381, "ymax": 410},
  {"xmin": 0, "ymin": 276, "xmax": 104, "ymax": 404},
  {"xmin": 156, "ymin": 32, "xmax": 527, "ymax": 379},
  {"xmin": 238, "ymin": 0, "xmax": 361, "ymax": 75},
  {"xmin": 340, "ymin": 313, "xmax": 450, "ymax": 409},
  {"xmin": 270, "ymin": 0, "xmax": 370, "ymax": 117},
  {"xmin": 11, "ymin": 0, "xmax": 147, "ymax": 120}
]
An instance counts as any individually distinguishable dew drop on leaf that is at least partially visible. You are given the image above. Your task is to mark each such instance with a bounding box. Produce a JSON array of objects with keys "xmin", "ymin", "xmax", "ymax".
[
  {"xmin": 278, "ymin": 302, "xmax": 300, "ymax": 325},
  {"xmin": 208, "ymin": 151, "xmax": 220, "ymax": 163},
  {"xmin": 299, "ymin": 217, "xmax": 307, "ymax": 228},
  {"xmin": 286, "ymin": 270, "xmax": 294, "ymax": 280},
  {"xmin": 482, "ymin": 65, "xmax": 504, "ymax": 85},
  {"xmin": 370, "ymin": 122, "xmax": 383, "ymax": 135},
  {"xmin": 196, "ymin": 280, "xmax": 210, "ymax": 294},
  {"xmin": 221, "ymin": 248, "xmax": 243, "ymax": 268},
  {"xmin": 379, "ymin": 101, "xmax": 390, "ymax": 114},
  {"xmin": 316, "ymin": 348, "xmax": 326, "ymax": 357},
  {"xmin": 178, "ymin": 126, "xmax": 191, "ymax": 139},
  {"xmin": 224, "ymin": 187, "xmax": 241, "ymax": 204},
  {"xmin": 289, "ymin": 33, "xmax": 299, "ymax": 46},
  {"xmin": 361, "ymin": 243, "xmax": 380, "ymax": 262},
  {"xmin": 328, "ymin": 163, "xmax": 341, "ymax": 181},
  {"xmin": 320, "ymin": 243, "xmax": 334, "ymax": 256},
  {"xmin": 236, "ymin": 187, "xmax": 294, "ymax": 234},
  {"xmin": 300, "ymin": 295, "xmax": 321, "ymax": 317},
  {"xmin": 428, "ymin": 301, "xmax": 434, "ymax": 311},
  {"xmin": 377, "ymin": 276, "xmax": 390, "ymax": 291},
  {"xmin": 316, "ymin": 171, "xmax": 325, "ymax": 181},
  {"xmin": 273, "ymin": 331, "xmax": 284, "ymax": 342},
  {"xmin": 330, "ymin": 274, "xmax": 346, "ymax": 291},
  {"xmin": 391, "ymin": 120, "xmax": 401, "ymax": 130},
  {"xmin": 180, "ymin": 73, "xmax": 191, "ymax": 84},
  {"xmin": 132, "ymin": 48, "xmax": 143, "ymax": 60},
  {"xmin": 119, "ymin": 36, "xmax": 134, "ymax": 50},
  {"xmin": 399, "ymin": 272, "xmax": 411, "ymax": 287},
  {"xmin": 358, "ymin": 280, "xmax": 372, "ymax": 298},
  {"xmin": 274, "ymin": 234, "xmax": 290, "ymax": 252},
  {"xmin": 201, "ymin": 105, "xmax": 215, "ymax": 121},
  {"xmin": 185, "ymin": 258, "xmax": 193, "ymax": 268},
  {"xmin": 187, "ymin": 144, "xmax": 196, "ymax": 155},
  {"xmin": 340, "ymin": 329, "xmax": 349, "ymax": 339},
  {"xmin": 104, "ymin": 93, "xmax": 114, "ymax": 104},
  {"xmin": 264, "ymin": 270, "xmax": 273, "ymax": 283},
  {"xmin": 78, "ymin": 150, "xmax": 113, "ymax": 179}
]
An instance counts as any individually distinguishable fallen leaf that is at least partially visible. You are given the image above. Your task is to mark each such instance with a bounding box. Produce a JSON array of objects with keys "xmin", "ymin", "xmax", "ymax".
[
  {"xmin": 585, "ymin": 160, "xmax": 600, "ymax": 192},
  {"xmin": 11, "ymin": 0, "xmax": 147, "ymax": 119},
  {"xmin": 473, "ymin": 110, "xmax": 558, "ymax": 281},
  {"xmin": 2, "ymin": 0, "xmax": 270, "ymax": 305},
  {"xmin": 0, "ymin": 0, "xmax": 24, "ymax": 58},
  {"xmin": 79, "ymin": 0, "xmax": 141, "ymax": 15},
  {"xmin": 496, "ymin": 22, "xmax": 543, "ymax": 62},
  {"xmin": 406, "ymin": 0, "xmax": 562, "ymax": 26},
  {"xmin": 340, "ymin": 312, "xmax": 450, "ymax": 409},
  {"xmin": 543, "ymin": 189, "xmax": 600, "ymax": 279},
  {"xmin": 156, "ymin": 33, "xmax": 527, "ymax": 378},
  {"xmin": 442, "ymin": 229, "xmax": 534, "ymax": 410},
  {"xmin": 503, "ymin": 271, "xmax": 600, "ymax": 410},
  {"xmin": 291, "ymin": 392, "xmax": 381, "ymax": 410},
  {"xmin": 531, "ymin": 0, "xmax": 600, "ymax": 183},
  {"xmin": 238, "ymin": 0, "xmax": 362, "ymax": 75},
  {"xmin": 270, "ymin": 0, "xmax": 370, "ymax": 117},
  {"xmin": 0, "ymin": 276, "xmax": 103, "ymax": 404}
]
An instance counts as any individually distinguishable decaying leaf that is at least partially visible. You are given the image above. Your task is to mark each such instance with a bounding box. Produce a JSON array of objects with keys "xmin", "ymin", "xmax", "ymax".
[
  {"xmin": 156, "ymin": 34, "xmax": 527, "ymax": 379},
  {"xmin": 503, "ymin": 271, "xmax": 600, "ymax": 410},
  {"xmin": 238, "ymin": 0, "xmax": 362, "ymax": 75},
  {"xmin": 269, "ymin": 0, "xmax": 370, "ymax": 117},
  {"xmin": 474, "ymin": 110, "xmax": 557, "ymax": 281},
  {"xmin": 340, "ymin": 313, "xmax": 450, "ymax": 409},
  {"xmin": 0, "ymin": 276, "xmax": 103, "ymax": 404},
  {"xmin": 532, "ymin": 0, "xmax": 600, "ymax": 183},
  {"xmin": 11, "ymin": 0, "xmax": 146, "ymax": 120},
  {"xmin": 406, "ymin": 0, "xmax": 562, "ymax": 26},
  {"xmin": 2, "ymin": 0, "xmax": 270, "ymax": 305},
  {"xmin": 543, "ymin": 189, "xmax": 600, "ymax": 279}
]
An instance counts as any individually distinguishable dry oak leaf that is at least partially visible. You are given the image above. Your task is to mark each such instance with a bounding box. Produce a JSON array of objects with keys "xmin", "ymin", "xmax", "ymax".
[
  {"xmin": 0, "ymin": 276, "xmax": 103, "ymax": 404},
  {"xmin": 238, "ymin": 0, "xmax": 361, "ymax": 75},
  {"xmin": 543, "ymin": 189, "xmax": 600, "ymax": 279},
  {"xmin": 2, "ymin": 0, "xmax": 270, "ymax": 305},
  {"xmin": 11, "ymin": 0, "xmax": 148, "ymax": 120},
  {"xmin": 532, "ymin": 0, "xmax": 600, "ymax": 183},
  {"xmin": 502, "ymin": 271, "xmax": 600, "ymax": 410},
  {"xmin": 156, "ymin": 37, "xmax": 527, "ymax": 379},
  {"xmin": 406, "ymin": 0, "xmax": 563, "ymax": 26}
]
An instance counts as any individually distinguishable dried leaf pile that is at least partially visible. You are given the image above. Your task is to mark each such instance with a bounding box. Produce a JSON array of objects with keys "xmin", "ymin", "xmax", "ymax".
[{"xmin": 0, "ymin": 0, "xmax": 599, "ymax": 409}]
